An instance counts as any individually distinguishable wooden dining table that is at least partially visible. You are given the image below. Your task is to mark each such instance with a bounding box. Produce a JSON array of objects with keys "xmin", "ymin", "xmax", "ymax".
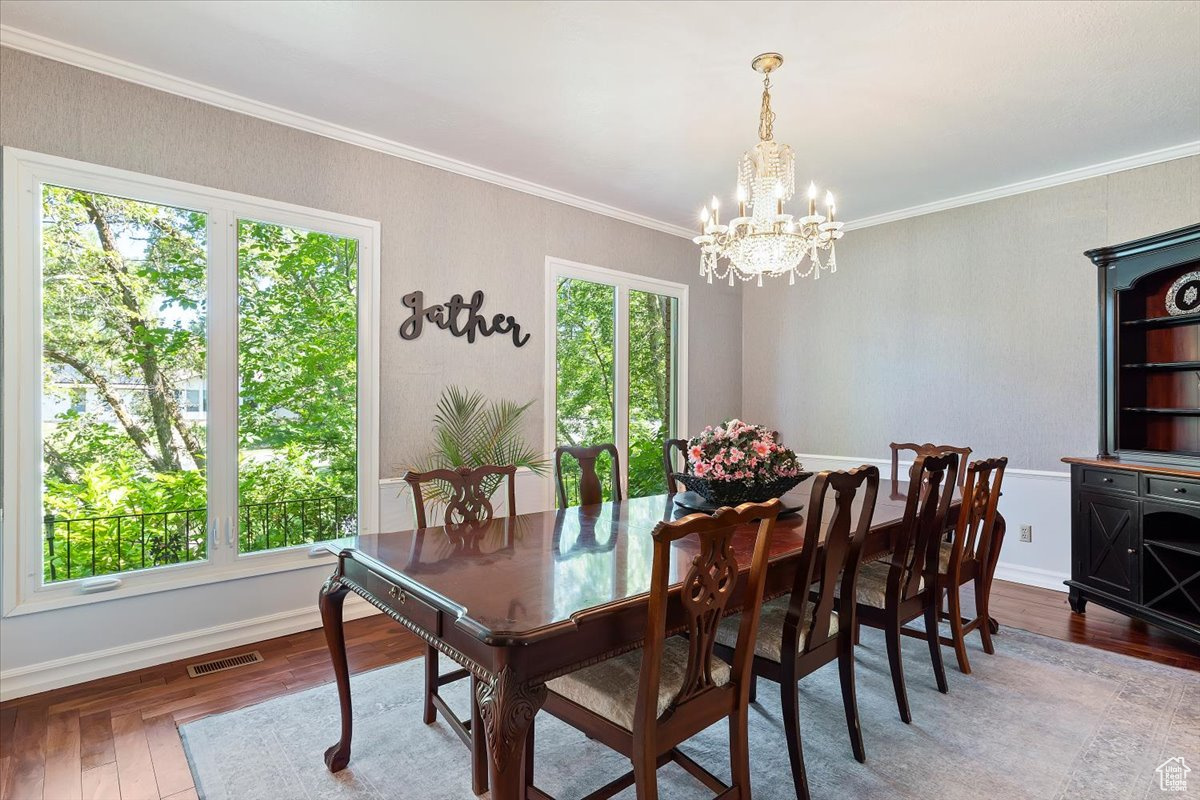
[{"xmin": 318, "ymin": 481, "xmax": 1001, "ymax": 799}]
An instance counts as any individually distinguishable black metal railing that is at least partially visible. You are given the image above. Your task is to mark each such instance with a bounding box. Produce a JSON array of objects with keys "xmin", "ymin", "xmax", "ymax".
[
  {"xmin": 43, "ymin": 507, "xmax": 208, "ymax": 583},
  {"xmin": 42, "ymin": 494, "xmax": 356, "ymax": 583},
  {"xmin": 240, "ymin": 494, "xmax": 357, "ymax": 553}
]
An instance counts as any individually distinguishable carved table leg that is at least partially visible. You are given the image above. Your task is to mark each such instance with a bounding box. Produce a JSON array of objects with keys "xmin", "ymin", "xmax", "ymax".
[
  {"xmin": 320, "ymin": 577, "xmax": 353, "ymax": 772},
  {"xmin": 476, "ymin": 665, "xmax": 547, "ymax": 800}
]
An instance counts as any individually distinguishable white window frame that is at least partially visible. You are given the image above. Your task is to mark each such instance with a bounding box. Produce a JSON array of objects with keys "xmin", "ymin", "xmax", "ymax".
[
  {"xmin": 543, "ymin": 256, "xmax": 689, "ymax": 506},
  {"xmin": 2, "ymin": 148, "xmax": 381, "ymax": 616}
]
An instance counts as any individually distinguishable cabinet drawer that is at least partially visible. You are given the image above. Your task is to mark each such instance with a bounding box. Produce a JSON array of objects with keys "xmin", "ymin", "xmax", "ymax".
[
  {"xmin": 1080, "ymin": 467, "xmax": 1138, "ymax": 494},
  {"xmin": 1144, "ymin": 474, "xmax": 1200, "ymax": 505},
  {"xmin": 366, "ymin": 571, "xmax": 441, "ymax": 634}
]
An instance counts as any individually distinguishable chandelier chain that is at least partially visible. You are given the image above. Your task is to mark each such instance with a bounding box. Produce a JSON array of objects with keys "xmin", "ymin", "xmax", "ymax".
[{"xmin": 758, "ymin": 74, "xmax": 775, "ymax": 142}]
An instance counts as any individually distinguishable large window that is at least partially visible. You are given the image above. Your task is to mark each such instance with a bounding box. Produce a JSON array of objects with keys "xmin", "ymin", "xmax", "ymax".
[
  {"xmin": 3, "ymin": 149, "xmax": 379, "ymax": 613},
  {"xmin": 545, "ymin": 257, "xmax": 687, "ymax": 505}
]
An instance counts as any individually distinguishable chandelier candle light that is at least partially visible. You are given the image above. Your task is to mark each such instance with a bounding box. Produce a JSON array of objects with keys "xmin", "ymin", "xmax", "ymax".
[{"xmin": 694, "ymin": 53, "xmax": 844, "ymax": 286}]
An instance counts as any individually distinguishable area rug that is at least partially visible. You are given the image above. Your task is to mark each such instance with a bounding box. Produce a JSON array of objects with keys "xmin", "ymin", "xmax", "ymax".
[{"xmin": 180, "ymin": 626, "xmax": 1199, "ymax": 799}]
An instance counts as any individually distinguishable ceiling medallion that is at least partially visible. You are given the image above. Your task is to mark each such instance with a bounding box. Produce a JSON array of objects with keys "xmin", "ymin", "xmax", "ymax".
[
  {"xmin": 694, "ymin": 53, "xmax": 843, "ymax": 287},
  {"xmin": 1164, "ymin": 271, "xmax": 1200, "ymax": 316}
]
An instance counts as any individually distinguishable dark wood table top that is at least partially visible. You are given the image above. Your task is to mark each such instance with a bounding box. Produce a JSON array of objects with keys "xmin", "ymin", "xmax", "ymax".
[{"xmin": 326, "ymin": 480, "xmax": 930, "ymax": 645}]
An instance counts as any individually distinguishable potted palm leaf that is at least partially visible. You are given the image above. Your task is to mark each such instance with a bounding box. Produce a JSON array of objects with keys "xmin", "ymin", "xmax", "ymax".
[{"xmin": 406, "ymin": 386, "xmax": 549, "ymax": 508}]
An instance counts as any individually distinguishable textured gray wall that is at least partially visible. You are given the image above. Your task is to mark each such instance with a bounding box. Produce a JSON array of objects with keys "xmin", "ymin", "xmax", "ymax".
[
  {"xmin": 742, "ymin": 155, "xmax": 1200, "ymax": 471},
  {"xmin": 0, "ymin": 47, "xmax": 742, "ymax": 478}
]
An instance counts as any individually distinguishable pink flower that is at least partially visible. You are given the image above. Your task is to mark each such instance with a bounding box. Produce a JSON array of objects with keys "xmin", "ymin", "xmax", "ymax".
[
  {"xmin": 728, "ymin": 447, "xmax": 745, "ymax": 462},
  {"xmin": 752, "ymin": 441, "xmax": 770, "ymax": 457},
  {"xmin": 712, "ymin": 464, "xmax": 726, "ymax": 479},
  {"xmin": 694, "ymin": 461, "xmax": 710, "ymax": 477},
  {"xmin": 688, "ymin": 445, "xmax": 703, "ymax": 460}
]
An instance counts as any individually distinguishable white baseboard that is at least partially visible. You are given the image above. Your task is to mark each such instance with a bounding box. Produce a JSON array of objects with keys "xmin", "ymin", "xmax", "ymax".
[
  {"xmin": 0, "ymin": 595, "xmax": 380, "ymax": 702},
  {"xmin": 993, "ymin": 562, "xmax": 1070, "ymax": 592}
]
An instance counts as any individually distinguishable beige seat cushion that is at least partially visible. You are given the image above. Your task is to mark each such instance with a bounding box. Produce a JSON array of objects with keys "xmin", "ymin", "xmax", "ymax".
[
  {"xmin": 714, "ymin": 596, "xmax": 838, "ymax": 662},
  {"xmin": 939, "ymin": 541, "xmax": 952, "ymax": 572},
  {"xmin": 546, "ymin": 636, "xmax": 730, "ymax": 731},
  {"xmin": 851, "ymin": 560, "xmax": 925, "ymax": 608}
]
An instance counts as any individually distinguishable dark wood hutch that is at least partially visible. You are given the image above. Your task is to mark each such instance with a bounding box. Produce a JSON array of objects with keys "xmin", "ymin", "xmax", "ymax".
[{"xmin": 1063, "ymin": 223, "xmax": 1200, "ymax": 645}]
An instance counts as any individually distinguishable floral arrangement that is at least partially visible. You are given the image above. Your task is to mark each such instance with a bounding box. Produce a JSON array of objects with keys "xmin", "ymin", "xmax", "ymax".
[{"xmin": 676, "ymin": 419, "xmax": 807, "ymax": 505}]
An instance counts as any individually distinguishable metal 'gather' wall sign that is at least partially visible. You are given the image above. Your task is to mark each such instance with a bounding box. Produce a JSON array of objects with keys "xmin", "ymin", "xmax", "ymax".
[{"xmin": 399, "ymin": 290, "xmax": 530, "ymax": 347}]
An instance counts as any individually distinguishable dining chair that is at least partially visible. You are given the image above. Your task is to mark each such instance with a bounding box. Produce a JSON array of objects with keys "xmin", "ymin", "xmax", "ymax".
[
  {"xmin": 527, "ymin": 499, "xmax": 783, "ymax": 800},
  {"xmin": 713, "ymin": 465, "xmax": 880, "ymax": 800},
  {"xmin": 890, "ymin": 441, "xmax": 971, "ymax": 489},
  {"xmin": 852, "ymin": 452, "xmax": 956, "ymax": 724},
  {"xmin": 936, "ymin": 456, "xmax": 1007, "ymax": 673},
  {"xmin": 662, "ymin": 438, "xmax": 689, "ymax": 494},
  {"xmin": 403, "ymin": 464, "xmax": 517, "ymax": 795},
  {"xmin": 555, "ymin": 443, "xmax": 621, "ymax": 508}
]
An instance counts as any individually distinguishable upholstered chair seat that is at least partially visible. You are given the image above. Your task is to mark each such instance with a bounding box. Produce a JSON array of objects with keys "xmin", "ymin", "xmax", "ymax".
[
  {"xmin": 714, "ymin": 597, "xmax": 839, "ymax": 663},
  {"xmin": 546, "ymin": 636, "xmax": 731, "ymax": 731},
  {"xmin": 938, "ymin": 540, "xmax": 953, "ymax": 572},
  {"xmin": 848, "ymin": 559, "xmax": 923, "ymax": 608}
]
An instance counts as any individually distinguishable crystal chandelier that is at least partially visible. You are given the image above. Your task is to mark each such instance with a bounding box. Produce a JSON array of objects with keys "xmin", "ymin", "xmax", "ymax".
[{"xmin": 694, "ymin": 53, "xmax": 844, "ymax": 286}]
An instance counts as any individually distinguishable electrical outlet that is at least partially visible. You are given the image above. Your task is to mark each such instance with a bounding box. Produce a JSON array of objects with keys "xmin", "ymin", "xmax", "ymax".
[{"xmin": 1020, "ymin": 525, "xmax": 1033, "ymax": 543}]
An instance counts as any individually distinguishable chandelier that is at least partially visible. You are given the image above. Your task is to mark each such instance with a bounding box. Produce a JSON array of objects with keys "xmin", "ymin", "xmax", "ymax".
[{"xmin": 694, "ymin": 53, "xmax": 843, "ymax": 286}]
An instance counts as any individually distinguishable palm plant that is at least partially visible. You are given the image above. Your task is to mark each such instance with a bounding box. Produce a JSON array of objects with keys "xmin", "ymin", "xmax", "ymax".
[{"xmin": 408, "ymin": 386, "xmax": 549, "ymax": 505}]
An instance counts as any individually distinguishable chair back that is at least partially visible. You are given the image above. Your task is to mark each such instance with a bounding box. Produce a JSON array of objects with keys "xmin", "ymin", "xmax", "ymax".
[
  {"xmin": 635, "ymin": 499, "xmax": 782, "ymax": 733},
  {"xmin": 785, "ymin": 466, "xmax": 880, "ymax": 657},
  {"xmin": 945, "ymin": 457, "xmax": 1007, "ymax": 579},
  {"xmin": 888, "ymin": 453, "xmax": 957, "ymax": 603},
  {"xmin": 554, "ymin": 444, "xmax": 621, "ymax": 508},
  {"xmin": 890, "ymin": 441, "xmax": 972, "ymax": 488},
  {"xmin": 662, "ymin": 438, "xmax": 689, "ymax": 494},
  {"xmin": 403, "ymin": 464, "xmax": 517, "ymax": 529}
]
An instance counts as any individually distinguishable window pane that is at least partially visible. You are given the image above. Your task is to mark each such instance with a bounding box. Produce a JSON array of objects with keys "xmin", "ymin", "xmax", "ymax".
[
  {"xmin": 40, "ymin": 186, "xmax": 208, "ymax": 582},
  {"xmin": 627, "ymin": 290, "xmax": 678, "ymax": 498},
  {"xmin": 555, "ymin": 278, "xmax": 617, "ymax": 506},
  {"xmin": 237, "ymin": 220, "xmax": 359, "ymax": 552}
]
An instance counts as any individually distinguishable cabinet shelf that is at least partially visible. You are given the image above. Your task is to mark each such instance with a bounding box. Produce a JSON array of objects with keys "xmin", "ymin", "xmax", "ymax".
[
  {"xmin": 1120, "ymin": 361, "xmax": 1200, "ymax": 371},
  {"xmin": 1144, "ymin": 539, "xmax": 1200, "ymax": 558},
  {"xmin": 1120, "ymin": 313, "xmax": 1200, "ymax": 329},
  {"xmin": 1120, "ymin": 407, "xmax": 1200, "ymax": 416}
]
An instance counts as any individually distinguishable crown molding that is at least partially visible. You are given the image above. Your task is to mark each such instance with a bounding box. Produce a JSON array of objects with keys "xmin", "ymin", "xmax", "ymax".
[
  {"xmin": 3, "ymin": 24, "xmax": 1197, "ymax": 240},
  {"xmin": 840, "ymin": 140, "xmax": 1200, "ymax": 232},
  {"xmin": 0, "ymin": 25, "xmax": 697, "ymax": 240}
]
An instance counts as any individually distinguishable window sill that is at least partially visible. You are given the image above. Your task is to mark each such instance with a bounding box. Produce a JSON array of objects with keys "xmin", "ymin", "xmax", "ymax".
[{"xmin": 4, "ymin": 546, "xmax": 339, "ymax": 617}]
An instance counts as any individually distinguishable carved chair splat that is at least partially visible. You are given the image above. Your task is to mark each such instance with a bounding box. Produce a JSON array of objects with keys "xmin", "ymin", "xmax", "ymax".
[
  {"xmin": 855, "ymin": 453, "xmax": 957, "ymax": 724},
  {"xmin": 528, "ymin": 499, "xmax": 783, "ymax": 800},
  {"xmin": 555, "ymin": 443, "xmax": 621, "ymax": 508},
  {"xmin": 714, "ymin": 466, "xmax": 880, "ymax": 800},
  {"xmin": 889, "ymin": 441, "xmax": 972, "ymax": 492},
  {"xmin": 662, "ymin": 438, "xmax": 690, "ymax": 495},
  {"xmin": 402, "ymin": 463, "xmax": 517, "ymax": 795},
  {"xmin": 937, "ymin": 457, "xmax": 1008, "ymax": 673}
]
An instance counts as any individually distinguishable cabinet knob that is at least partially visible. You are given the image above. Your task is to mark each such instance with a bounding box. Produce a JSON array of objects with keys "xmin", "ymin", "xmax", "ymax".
[
  {"xmin": 1102, "ymin": 477, "xmax": 1113, "ymax": 483},
  {"xmin": 1173, "ymin": 487, "xmax": 1187, "ymax": 494},
  {"xmin": 388, "ymin": 585, "xmax": 405, "ymax": 603},
  {"xmin": 1127, "ymin": 548, "xmax": 1136, "ymax": 555}
]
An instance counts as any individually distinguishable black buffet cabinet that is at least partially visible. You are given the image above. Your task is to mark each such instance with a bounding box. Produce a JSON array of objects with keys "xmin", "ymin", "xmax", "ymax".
[
  {"xmin": 1064, "ymin": 460, "xmax": 1200, "ymax": 643},
  {"xmin": 1063, "ymin": 223, "xmax": 1200, "ymax": 645}
]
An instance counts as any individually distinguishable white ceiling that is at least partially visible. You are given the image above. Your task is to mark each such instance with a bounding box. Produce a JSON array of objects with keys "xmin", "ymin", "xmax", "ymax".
[{"xmin": 2, "ymin": 0, "xmax": 1198, "ymax": 231}]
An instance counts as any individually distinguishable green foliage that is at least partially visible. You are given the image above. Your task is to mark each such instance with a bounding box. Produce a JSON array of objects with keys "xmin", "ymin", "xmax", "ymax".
[
  {"xmin": 39, "ymin": 188, "xmax": 359, "ymax": 581},
  {"xmin": 412, "ymin": 386, "xmax": 549, "ymax": 503},
  {"xmin": 553, "ymin": 278, "xmax": 677, "ymax": 503}
]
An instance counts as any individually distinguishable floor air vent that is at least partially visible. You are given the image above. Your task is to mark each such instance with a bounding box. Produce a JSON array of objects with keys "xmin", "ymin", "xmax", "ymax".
[{"xmin": 186, "ymin": 650, "xmax": 264, "ymax": 678}]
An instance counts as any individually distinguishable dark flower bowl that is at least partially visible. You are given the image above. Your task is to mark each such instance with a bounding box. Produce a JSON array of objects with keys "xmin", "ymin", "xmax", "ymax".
[{"xmin": 672, "ymin": 472, "xmax": 813, "ymax": 507}]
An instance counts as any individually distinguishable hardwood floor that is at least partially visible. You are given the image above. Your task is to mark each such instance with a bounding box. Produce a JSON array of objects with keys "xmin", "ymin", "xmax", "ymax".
[{"xmin": 1, "ymin": 580, "xmax": 1196, "ymax": 800}]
